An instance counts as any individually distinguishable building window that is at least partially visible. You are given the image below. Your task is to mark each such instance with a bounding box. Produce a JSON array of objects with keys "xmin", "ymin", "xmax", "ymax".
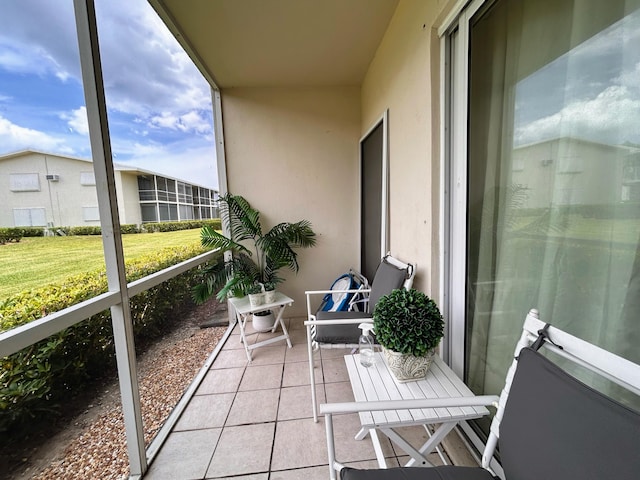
[
  {"xmin": 13, "ymin": 208, "xmax": 46, "ymax": 226},
  {"xmin": 10, "ymin": 173, "xmax": 40, "ymax": 192},
  {"xmin": 82, "ymin": 206, "xmax": 100, "ymax": 222},
  {"xmin": 141, "ymin": 204, "xmax": 158, "ymax": 222},
  {"xmin": 80, "ymin": 171, "xmax": 96, "ymax": 185}
]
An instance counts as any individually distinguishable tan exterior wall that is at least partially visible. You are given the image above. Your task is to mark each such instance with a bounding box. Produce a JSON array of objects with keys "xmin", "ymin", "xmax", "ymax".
[
  {"xmin": 0, "ymin": 152, "xmax": 100, "ymax": 228},
  {"xmin": 115, "ymin": 172, "xmax": 143, "ymax": 225},
  {"xmin": 220, "ymin": 87, "xmax": 361, "ymax": 315},
  {"xmin": 361, "ymin": 0, "xmax": 448, "ymax": 296}
]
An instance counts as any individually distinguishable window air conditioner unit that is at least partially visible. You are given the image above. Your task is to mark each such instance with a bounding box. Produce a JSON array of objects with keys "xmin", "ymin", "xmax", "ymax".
[{"xmin": 46, "ymin": 174, "xmax": 60, "ymax": 181}]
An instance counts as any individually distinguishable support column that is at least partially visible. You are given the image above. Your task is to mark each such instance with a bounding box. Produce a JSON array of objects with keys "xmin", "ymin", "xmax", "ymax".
[{"xmin": 73, "ymin": 0, "xmax": 146, "ymax": 476}]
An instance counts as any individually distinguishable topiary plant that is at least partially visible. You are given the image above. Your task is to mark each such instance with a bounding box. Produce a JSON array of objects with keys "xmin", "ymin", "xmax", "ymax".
[{"xmin": 373, "ymin": 288, "xmax": 444, "ymax": 357}]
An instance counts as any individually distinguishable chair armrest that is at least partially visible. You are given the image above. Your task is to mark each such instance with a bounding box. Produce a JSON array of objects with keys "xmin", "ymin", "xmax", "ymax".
[{"xmin": 319, "ymin": 395, "xmax": 499, "ymax": 415}]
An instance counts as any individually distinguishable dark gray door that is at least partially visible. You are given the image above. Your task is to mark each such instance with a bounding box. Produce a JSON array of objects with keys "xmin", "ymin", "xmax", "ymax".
[{"xmin": 360, "ymin": 120, "xmax": 384, "ymax": 282}]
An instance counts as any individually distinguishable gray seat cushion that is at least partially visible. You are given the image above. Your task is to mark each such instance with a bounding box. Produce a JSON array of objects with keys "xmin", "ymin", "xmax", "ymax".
[
  {"xmin": 499, "ymin": 347, "xmax": 640, "ymax": 480},
  {"xmin": 340, "ymin": 466, "xmax": 497, "ymax": 480},
  {"xmin": 315, "ymin": 311, "xmax": 372, "ymax": 343}
]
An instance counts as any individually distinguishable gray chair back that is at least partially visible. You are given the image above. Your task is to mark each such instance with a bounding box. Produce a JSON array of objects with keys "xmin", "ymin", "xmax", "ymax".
[
  {"xmin": 500, "ymin": 347, "xmax": 640, "ymax": 480},
  {"xmin": 367, "ymin": 258, "xmax": 411, "ymax": 312}
]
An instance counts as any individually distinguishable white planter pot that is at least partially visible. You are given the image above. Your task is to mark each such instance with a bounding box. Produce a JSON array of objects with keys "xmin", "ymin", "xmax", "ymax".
[
  {"xmin": 248, "ymin": 292, "xmax": 265, "ymax": 307},
  {"xmin": 252, "ymin": 311, "xmax": 275, "ymax": 332},
  {"xmin": 264, "ymin": 289, "xmax": 276, "ymax": 304},
  {"xmin": 382, "ymin": 346, "xmax": 435, "ymax": 383}
]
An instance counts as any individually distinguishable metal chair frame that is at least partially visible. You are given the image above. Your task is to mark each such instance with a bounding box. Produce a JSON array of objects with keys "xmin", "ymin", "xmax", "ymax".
[{"xmin": 305, "ymin": 254, "xmax": 415, "ymax": 422}]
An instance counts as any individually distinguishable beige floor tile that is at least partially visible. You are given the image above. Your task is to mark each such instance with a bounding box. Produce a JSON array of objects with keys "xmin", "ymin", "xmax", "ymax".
[
  {"xmin": 282, "ymin": 360, "xmax": 313, "ymax": 387},
  {"xmin": 211, "ymin": 348, "xmax": 250, "ymax": 369},
  {"xmin": 239, "ymin": 363, "xmax": 283, "ymax": 391},
  {"xmin": 196, "ymin": 367, "xmax": 245, "ymax": 395},
  {"xmin": 145, "ymin": 428, "xmax": 220, "ymax": 480},
  {"xmin": 324, "ymin": 381, "xmax": 355, "ymax": 403},
  {"xmin": 332, "ymin": 414, "xmax": 395, "ymax": 463},
  {"xmin": 206, "ymin": 423, "xmax": 275, "ymax": 477},
  {"xmin": 343, "ymin": 458, "xmax": 400, "ymax": 469},
  {"xmin": 269, "ymin": 465, "xmax": 329, "ymax": 480},
  {"xmin": 321, "ymin": 347, "xmax": 352, "ymax": 359},
  {"xmin": 207, "ymin": 474, "xmax": 268, "ymax": 480},
  {"xmin": 223, "ymin": 332, "xmax": 248, "ymax": 349},
  {"xmin": 287, "ymin": 316, "xmax": 307, "ymax": 331},
  {"xmin": 174, "ymin": 393, "xmax": 235, "ymax": 431},
  {"xmin": 389, "ymin": 424, "xmax": 450, "ymax": 462},
  {"xmin": 270, "ymin": 418, "xmax": 329, "ymax": 470},
  {"xmin": 278, "ymin": 384, "xmax": 325, "ymax": 421},
  {"xmin": 246, "ymin": 344, "xmax": 287, "ymax": 365},
  {"xmin": 322, "ymin": 356, "xmax": 350, "ymax": 383},
  {"xmin": 226, "ymin": 388, "xmax": 280, "ymax": 425},
  {"xmin": 397, "ymin": 452, "xmax": 447, "ymax": 467},
  {"xmin": 284, "ymin": 340, "xmax": 312, "ymax": 363}
]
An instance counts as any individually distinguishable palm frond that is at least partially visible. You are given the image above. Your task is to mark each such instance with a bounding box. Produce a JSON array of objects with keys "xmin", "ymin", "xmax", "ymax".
[
  {"xmin": 223, "ymin": 193, "xmax": 262, "ymax": 241},
  {"xmin": 268, "ymin": 221, "xmax": 317, "ymax": 248},
  {"xmin": 200, "ymin": 225, "xmax": 250, "ymax": 254}
]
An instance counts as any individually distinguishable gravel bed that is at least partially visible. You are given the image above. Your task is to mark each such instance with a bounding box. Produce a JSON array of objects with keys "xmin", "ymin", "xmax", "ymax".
[{"xmin": 9, "ymin": 300, "xmax": 228, "ymax": 480}]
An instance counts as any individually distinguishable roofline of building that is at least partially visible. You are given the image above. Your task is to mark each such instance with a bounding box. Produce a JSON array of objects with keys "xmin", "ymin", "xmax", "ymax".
[
  {"xmin": 0, "ymin": 149, "xmax": 218, "ymax": 192},
  {"xmin": 515, "ymin": 135, "xmax": 640, "ymax": 153}
]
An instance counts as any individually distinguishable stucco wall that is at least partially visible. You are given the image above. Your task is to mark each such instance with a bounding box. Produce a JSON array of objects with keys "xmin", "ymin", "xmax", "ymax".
[
  {"xmin": 115, "ymin": 172, "xmax": 143, "ymax": 226},
  {"xmin": 0, "ymin": 152, "xmax": 100, "ymax": 228},
  {"xmin": 361, "ymin": 0, "xmax": 448, "ymax": 296},
  {"xmin": 220, "ymin": 87, "xmax": 361, "ymax": 316}
]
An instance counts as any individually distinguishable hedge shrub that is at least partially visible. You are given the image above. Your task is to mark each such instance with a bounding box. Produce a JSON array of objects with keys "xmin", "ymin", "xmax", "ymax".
[
  {"xmin": 142, "ymin": 219, "xmax": 221, "ymax": 233},
  {"xmin": 1, "ymin": 220, "xmax": 218, "ymax": 241},
  {"xmin": 0, "ymin": 228, "xmax": 24, "ymax": 244},
  {"xmin": 21, "ymin": 227, "xmax": 45, "ymax": 238},
  {"xmin": 0, "ymin": 244, "xmax": 222, "ymax": 432},
  {"xmin": 68, "ymin": 226, "xmax": 102, "ymax": 236}
]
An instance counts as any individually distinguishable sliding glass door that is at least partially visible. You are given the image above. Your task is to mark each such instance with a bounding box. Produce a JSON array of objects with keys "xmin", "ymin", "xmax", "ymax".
[{"xmin": 448, "ymin": 0, "xmax": 640, "ymax": 441}]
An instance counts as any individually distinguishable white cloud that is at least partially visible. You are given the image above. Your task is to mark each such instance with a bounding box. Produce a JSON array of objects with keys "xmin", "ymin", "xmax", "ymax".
[
  {"xmin": 515, "ymin": 85, "xmax": 640, "ymax": 146},
  {"xmin": 0, "ymin": 0, "xmax": 212, "ymax": 118},
  {"xmin": 60, "ymin": 106, "xmax": 89, "ymax": 135},
  {"xmin": 150, "ymin": 110, "xmax": 212, "ymax": 135},
  {"xmin": 0, "ymin": 114, "xmax": 72, "ymax": 153}
]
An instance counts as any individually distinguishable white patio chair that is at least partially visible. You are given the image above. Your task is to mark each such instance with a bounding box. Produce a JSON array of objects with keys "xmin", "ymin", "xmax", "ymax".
[
  {"xmin": 321, "ymin": 308, "xmax": 640, "ymax": 480},
  {"xmin": 305, "ymin": 254, "xmax": 415, "ymax": 422}
]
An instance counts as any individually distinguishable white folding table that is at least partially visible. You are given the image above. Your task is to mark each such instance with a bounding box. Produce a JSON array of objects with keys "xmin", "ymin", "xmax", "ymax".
[
  {"xmin": 344, "ymin": 352, "xmax": 489, "ymax": 468},
  {"xmin": 229, "ymin": 292, "xmax": 293, "ymax": 362}
]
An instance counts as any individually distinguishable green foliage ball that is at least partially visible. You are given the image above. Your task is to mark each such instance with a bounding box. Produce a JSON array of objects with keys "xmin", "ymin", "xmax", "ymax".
[{"xmin": 373, "ymin": 288, "xmax": 444, "ymax": 357}]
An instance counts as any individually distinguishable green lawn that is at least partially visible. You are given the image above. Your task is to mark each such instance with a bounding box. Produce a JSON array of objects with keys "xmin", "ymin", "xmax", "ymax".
[{"xmin": 0, "ymin": 230, "xmax": 203, "ymax": 298}]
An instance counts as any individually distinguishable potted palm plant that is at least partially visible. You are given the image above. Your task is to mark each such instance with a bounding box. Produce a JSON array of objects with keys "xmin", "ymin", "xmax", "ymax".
[
  {"xmin": 372, "ymin": 288, "xmax": 444, "ymax": 382},
  {"xmin": 192, "ymin": 193, "xmax": 316, "ymax": 324}
]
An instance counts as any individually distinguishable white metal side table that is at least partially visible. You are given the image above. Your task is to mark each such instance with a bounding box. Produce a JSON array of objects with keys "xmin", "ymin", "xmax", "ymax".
[
  {"xmin": 344, "ymin": 352, "xmax": 489, "ymax": 468},
  {"xmin": 229, "ymin": 292, "xmax": 293, "ymax": 362}
]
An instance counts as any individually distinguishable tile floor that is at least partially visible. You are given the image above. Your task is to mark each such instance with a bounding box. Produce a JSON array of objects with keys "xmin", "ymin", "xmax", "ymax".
[{"xmin": 145, "ymin": 317, "xmax": 451, "ymax": 479}]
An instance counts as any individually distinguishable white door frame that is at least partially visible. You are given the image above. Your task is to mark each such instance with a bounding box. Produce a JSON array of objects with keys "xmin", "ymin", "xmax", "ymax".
[{"xmin": 439, "ymin": 0, "xmax": 504, "ymax": 473}]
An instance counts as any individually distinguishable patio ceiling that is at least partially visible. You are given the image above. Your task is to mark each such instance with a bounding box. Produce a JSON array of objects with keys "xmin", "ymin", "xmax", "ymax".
[{"xmin": 149, "ymin": 0, "xmax": 399, "ymax": 88}]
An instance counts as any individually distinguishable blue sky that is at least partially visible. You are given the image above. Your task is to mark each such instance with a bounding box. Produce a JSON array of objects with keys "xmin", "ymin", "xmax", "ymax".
[{"xmin": 0, "ymin": 0, "xmax": 218, "ymax": 189}]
